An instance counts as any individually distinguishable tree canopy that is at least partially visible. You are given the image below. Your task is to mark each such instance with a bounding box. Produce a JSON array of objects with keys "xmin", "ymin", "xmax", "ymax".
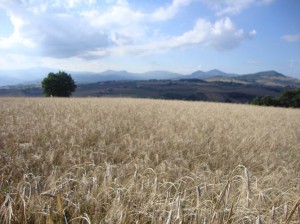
[
  {"xmin": 251, "ymin": 88, "xmax": 300, "ymax": 108},
  {"xmin": 42, "ymin": 71, "xmax": 77, "ymax": 97}
]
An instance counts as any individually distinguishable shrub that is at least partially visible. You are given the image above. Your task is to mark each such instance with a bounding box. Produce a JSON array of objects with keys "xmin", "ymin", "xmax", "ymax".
[{"xmin": 251, "ymin": 88, "xmax": 300, "ymax": 108}]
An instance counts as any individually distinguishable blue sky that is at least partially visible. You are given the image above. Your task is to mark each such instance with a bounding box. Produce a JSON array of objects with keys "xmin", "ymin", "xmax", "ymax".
[{"xmin": 0, "ymin": 0, "xmax": 300, "ymax": 78}]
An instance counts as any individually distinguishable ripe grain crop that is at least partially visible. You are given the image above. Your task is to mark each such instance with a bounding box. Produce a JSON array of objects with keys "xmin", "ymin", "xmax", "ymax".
[{"xmin": 0, "ymin": 97, "xmax": 299, "ymax": 223}]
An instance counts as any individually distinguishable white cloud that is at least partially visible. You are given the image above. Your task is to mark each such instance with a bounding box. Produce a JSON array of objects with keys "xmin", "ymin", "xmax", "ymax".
[
  {"xmin": 202, "ymin": 0, "xmax": 274, "ymax": 16},
  {"xmin": 80, "ymin": 0, "xmax": 195, "ymax": 43},
  {"xmin": 85, "ymin": 17, "xmax": 256, "ymax": 58},
  {"xmin": 80, "ymin": 6, "xmax": 147, "ymax": 43},
  {"xmin": 0, "ymin": 0, "xmax": 256, "ymax": 63},
  {"xmin": 282, "ymin": 34, "xmax": 300, "ymax": 43},
  {"xmin": 0, "ymin": 1, "xmax": 112, "ymax": 58},
  {"xmin": 0, "ymin": 0, "xmax": 195, "ymax": 59},
  {"xmin": 33, "ymin": 0, "xmax": 96, "ymax": 9},
  {"xmin": 155, "ymin": 17, "xmax": 256, "ymax": 51},
  {"xmin": 151, "ymin": 0, "xmax": 193, "ymax": 21},
  {"xmin": 0, "ymin": 13, "xmax": 35, "ymax": 49}
]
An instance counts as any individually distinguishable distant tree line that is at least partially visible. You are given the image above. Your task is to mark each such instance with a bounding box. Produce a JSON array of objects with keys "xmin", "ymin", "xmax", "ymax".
[{"xmin": 251, "ymin": 88, "xmax": 300, "ymax": 108}]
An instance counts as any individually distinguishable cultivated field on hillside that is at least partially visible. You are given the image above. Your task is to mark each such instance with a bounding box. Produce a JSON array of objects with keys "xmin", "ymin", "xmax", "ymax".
[{"xmin": 0, "ymin": 98, "xmax": 299, "ymax": 223}]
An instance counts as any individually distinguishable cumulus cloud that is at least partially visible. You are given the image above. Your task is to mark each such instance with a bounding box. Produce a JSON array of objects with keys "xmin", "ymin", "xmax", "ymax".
[
  {"xmin": 282, "ymin": 34, "xmax": 300, "ymax": 42},
  {"xmin": 146, "ymin": 17, "xmax": 255, "ymax": 52},
  {"xmin": 80, "ymin": 0, "xmax": 196, "ymax": 43},
  {"xmin": 0, "ymin": 13, "xmax": 35, "ymax": 50},
  {"xmin": 85, "ymin": 17, "xmax": 256, "ymax": 58},
  {"xmin": 0, "ymin": 1, "xmax": 113, "ymax": 57},
  {"xmin": 202, "ymin": 0, "xmax": 274, "ymax": 16},
  {"xmin": 80, "ymin": 4, "xmax": 147, "ymax": 45},
  {"xmin": 80, "ymin": 3, "xmax": 145, "ymax": 28},
  {"xmin": 0, "ymin": 0, "xmax": 256, "ymax": 60},
  {"xmin": 53, "ymin": 0, "xmax": 97, "ymax": 8},
  {"xmin": 151, "ymin": 0, "xmax": 193, "ymax": 21},
  {"xmin": 0, "ymin": 0, "xmax": 195, "ymax": 59}
]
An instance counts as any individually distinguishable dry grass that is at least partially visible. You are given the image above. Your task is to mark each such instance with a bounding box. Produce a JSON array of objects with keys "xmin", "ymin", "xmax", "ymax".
[{"xmin": 0, "ymin": 97, "xmax": 299, "ymax": 223}]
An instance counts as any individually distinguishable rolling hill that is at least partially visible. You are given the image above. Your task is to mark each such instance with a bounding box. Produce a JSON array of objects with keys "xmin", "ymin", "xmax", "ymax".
[
  {"xmin": 235, "ymin": 70, "xmax": 300, "ymax": 87},
  {"xmin": 204, "ymin": 70, "xmax": 300, "ymax": 87},
  {"xmin": 181, "ymin": 69, "xmax": 236, "ymax": 79},
  {"xmin": 1, "ymin": 69, "xmax": 299, "ymax": 104},
  {"xmin": 0, "ymin": 67, "xmax": 299, "ymax": 88},
  {"xmin": 0, "ymin": 69, "xmax": 183, "ymax": 86}
]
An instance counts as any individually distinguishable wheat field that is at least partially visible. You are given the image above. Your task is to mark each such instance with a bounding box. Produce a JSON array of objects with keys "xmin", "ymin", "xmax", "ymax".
[{"xmin": 0, "ymin": 97, "xmax": 299, "ymax": 224}]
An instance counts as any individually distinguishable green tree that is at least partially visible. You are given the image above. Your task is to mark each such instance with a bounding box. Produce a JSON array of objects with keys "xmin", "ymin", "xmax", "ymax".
[
  {"xmin": 42, "ymin": 71, "xmax": 77, "ymax": 97},
  {"xmin": 251, "ymin": 96, "xmax": 263, "ymax": 105},
  {"xmin": 262, "ymin": 96, "xmax": 274, "ymax": 106},
  {"xmin": 250, "ymin": 88, "xmax": 300, "ymax": 108},
  {"xmin": 280, "ymin": 88, "xmax": 300, "ymax": 107}
]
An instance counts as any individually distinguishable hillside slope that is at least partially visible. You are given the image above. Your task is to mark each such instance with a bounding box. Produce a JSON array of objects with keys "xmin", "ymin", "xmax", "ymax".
[
  {"xmin": 1, "ymin": 68, "xmax": 299, "ymax": 87},
  {"xmin": 205, "ymin": 70, "xmax": 300, "ymax": 87}
]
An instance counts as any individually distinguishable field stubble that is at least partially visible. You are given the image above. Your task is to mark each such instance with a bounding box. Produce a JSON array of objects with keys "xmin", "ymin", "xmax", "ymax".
[{"xmin": 0, "ymin": 97, "xmax": 299, "ymax": 223}]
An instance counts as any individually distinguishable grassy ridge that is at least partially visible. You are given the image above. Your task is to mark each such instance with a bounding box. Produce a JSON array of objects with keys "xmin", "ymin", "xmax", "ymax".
[{"xmin": 0, "ymin": 98, "xmax": 299, "ymax": 223}]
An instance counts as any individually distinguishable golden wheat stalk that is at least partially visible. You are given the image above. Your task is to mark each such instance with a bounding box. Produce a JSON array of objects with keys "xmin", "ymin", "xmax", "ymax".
[
  {"xmin": 244, "ymin": 167, "xmax": 251, "ymax": 208},
  {"xmin": 225, "ymin": 202, "xmax": 234, "ymax": 224},
  {"xmin": 284, "ymin": 196, "xmax": 300, "ymax": 224},
  {"xmin": 56, "ymin": 192, "xmax": 64, "ymax": 224}
]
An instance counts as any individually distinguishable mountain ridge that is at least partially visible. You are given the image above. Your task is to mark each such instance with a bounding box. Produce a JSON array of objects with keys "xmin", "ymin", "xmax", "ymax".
[
  {"xmin": 0, "ymin": 67, "xmax": 299, "ymax": 87},
  {"xmin": 181, "ymin": 69, "xmax": 236, "ymax": 79}
]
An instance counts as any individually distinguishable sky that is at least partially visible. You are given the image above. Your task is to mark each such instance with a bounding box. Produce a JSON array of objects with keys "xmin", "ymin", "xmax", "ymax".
[{"xmin": 0, "ymin": 0, "xmax": 300, "ymax": 78}]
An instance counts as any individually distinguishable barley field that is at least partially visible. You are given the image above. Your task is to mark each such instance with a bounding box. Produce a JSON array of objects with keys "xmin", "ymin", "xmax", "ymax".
[{"xmin": 0, "ymin": 97, "xmax": 299, "ymax": 224}]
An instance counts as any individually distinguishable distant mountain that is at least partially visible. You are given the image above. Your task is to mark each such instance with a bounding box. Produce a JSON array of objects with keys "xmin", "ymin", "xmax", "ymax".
[
  {"xmin": 138, "ymin": 71, "xmax": 181, "ymax": 80},
  {"xmin": 233, "ymin": 71, "xmax": 300, "ymax": 87},
  {"xmin": 181, "ymin": 69, "xmax": 236, "ymax": 80},
  {"xmin": 72, "ymin": 70, "xmax": 138, "ymax": 83},
  {"xmin": 0, "ymin": 67, "xmax": 52, "ymax": 86},
  {"xmin": 0, "ymin": 75, "xmax": 24, "ymax": 86},
  {"xmin": 72, "ymin": 70, "xmax": 182, "ymax": 84},
  {"xmin": 180, "ymin": 70, "xmax": 206, "ymax": 79},
  {"xmin": 1, "ymin": 70, "xmax": 300, "ymax": 102},
  {"xmin": 237, "ymin": 70, "xmax": 284, "ymax": 80},
  {"xmin": 0, "ymin": 67, "xmax": 299, "ymax": 88},
  {"xmin": 0, "ymin": 69, "xmax": 141, "ymax": 86},
  {"xmin": 0, "ymin": 68, "xmax": 182, "ymax": 86},
  {"xmin": 205, "ymin": 69, "xmax": 237, "ymax": 77},
  {"xmin": 203, "ymin": 70, "xmax": 300, "ymax": 87}
]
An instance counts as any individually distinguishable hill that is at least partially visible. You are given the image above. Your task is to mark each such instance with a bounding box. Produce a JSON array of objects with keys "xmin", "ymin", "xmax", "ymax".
[
  {"xmin": 235, "ymin": 70, "xmax": 300, "ymax": 87},
  {"xmin": 1, "ymin": 68, "xmax": 299, "ymax": 87},
  {"xmin": 205, "ymin": 70, "xmax": 300, "ymax": 87},
  {"xmin": 0, "ymin": 79, "xmax": 286, "ymax": 103},
  {"xmin": 179, "ymin": 69, "xmax": 236, "ymax": 80},
  {"xmin": 1, "ymin": 97, "xmax": 299, "ymax": 223},
  {"xmin": 1, "ymin": 69, "xmax": 299, "ymax": 104},
  {"xmin": 0, "ymin": 68, "xmax": 183, "ymax": 86},
  {"xmin": 72, "ymin": 70, "xmax": 139, "ymax": 83},
  {"xmin": 73, "ymin": 80, "xmax": 286, "ymax": 103},
  {"xmin": 0, "ymin": 67, "xmax": 53, "ymax": 86}
]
